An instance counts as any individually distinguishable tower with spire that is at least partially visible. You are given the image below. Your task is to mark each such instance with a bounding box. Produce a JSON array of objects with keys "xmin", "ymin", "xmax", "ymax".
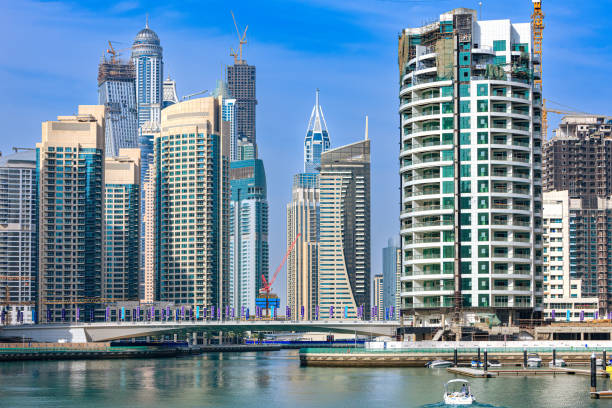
[{"xmin": 304, "ymin": 89, "xmax": 331, "ymax": 173}]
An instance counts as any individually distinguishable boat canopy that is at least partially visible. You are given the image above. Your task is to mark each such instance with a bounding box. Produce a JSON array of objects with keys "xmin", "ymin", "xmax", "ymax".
[{"xmin": 446, "ymin": 379, "xmax": 470, "ymax": 385}]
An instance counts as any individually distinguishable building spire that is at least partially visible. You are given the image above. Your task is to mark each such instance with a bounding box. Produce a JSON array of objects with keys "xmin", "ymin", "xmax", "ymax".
[
  {"xmin": 365, "ymin": 115, "xmax": 369, "ymax": 140},
  {"xmin": 145, "ymin": 13, "xmax": 149, "ymax": 29}
]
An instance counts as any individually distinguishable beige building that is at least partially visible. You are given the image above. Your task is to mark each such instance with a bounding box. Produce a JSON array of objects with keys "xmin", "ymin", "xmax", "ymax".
[
  {"xmin": 37, "ymin": 105, "xmax": 106, "ymax": 322},
  {"xmin": 157, "ymin": 97, "xmax": 230, "ymax": 309},
  {"xmin": 142, "ymin": 164, "xmax": 157, "ymax": 303},
  {"xmin": 104, "ymin": 148, "xmax": 140, "ymax": 301},
  {"xmin": 286, "ymin": 173, "xmax": 319, "ymax": 320},
  {"xmin": 543, "ymin": 191, "xmax": 598, "ymax": 321},
  {"xmin": 373, "ymin": 274, "xmax": 384, "ymax": 320}
]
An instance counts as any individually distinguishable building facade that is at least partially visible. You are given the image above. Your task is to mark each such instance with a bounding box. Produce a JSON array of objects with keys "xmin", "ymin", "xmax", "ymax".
[
  {"xmin": 131, "ymin": 23, "xmax": 163, "ymax": 128},
  {"xmin": 229, "ymin": 159, "xmax": 268, "ymax": 313},
  {"xmin": 543, "ymin": 116, "xmax": 612, "ymax": 314},
  {"xmin": 398, "ymin": 9, "xmax": 543, "ymax": 324},
  {"xmin": 98, "ymin": 57, "xmax": 138, "ymax": 158},
  {"xmin": 382, "ymin": 237, "xmax": 400, "ymax": 319},
  {"xmin": 162, "ymin": 75, "xmax": 179, "ymax": 109},
  {"xmin": 37, "ymin": 105, "xmax": 106, "ymax": 323},
  {"xmin": 156, "ymin": 97, "xmax": 230, "ymax": 309},
  {"xmin": 318, "ymin": 139, "xmax": 371, "ymax": 319},
  {"xmin": 543, "ymin": 191, "xmax": 598, "ymax": 321},
  {"xmin": 373, "ymin": 274, "xmax": 384, "ymax": 320},
  {"xmin": 0, "ymin": 150, "xmax": 37, "ymax": 324},
  {"xmin": 104, "ymin": 149, "xmax": 140, "ymax": 301},
  {"xmin": 304, "ymin": 90, "xmax": 331, "ymax": 173},
  {"xmin": 226, "ymin": 63, "xmax": 257, "ymax": 150},
  {"xmin": 286, "ymin": 173, "xmax": 319, "ymax": 320}
]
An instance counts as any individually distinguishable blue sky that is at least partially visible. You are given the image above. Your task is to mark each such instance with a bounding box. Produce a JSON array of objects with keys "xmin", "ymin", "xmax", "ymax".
[{"xmin": 1, "ymin": 0, "xmax": 611, "ymax": 302}]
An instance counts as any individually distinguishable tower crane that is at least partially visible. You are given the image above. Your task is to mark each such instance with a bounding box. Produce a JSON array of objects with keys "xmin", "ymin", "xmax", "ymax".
[
  {"xmin": 229, "ymin": 11, "xmax": 248, "ymax": 64},
  {"xmin": 260, "ymin": 233, "xmax": 301, "ymax": 295},
  {"xmin": 106, "ymin": 41, "xmax": 131, "ymax": 63}
]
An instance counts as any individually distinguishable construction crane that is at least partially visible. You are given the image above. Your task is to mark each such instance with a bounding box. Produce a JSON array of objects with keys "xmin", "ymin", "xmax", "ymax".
[
  {"xmin": 106, "ymin": 40, "xmax": 130, "ymax": 63},
  {"xmin": 542, "ymin": 99, "xmax": 592, "ymax": 138},
  {"xmin": 260, "ymin": 233, "xmax": 301, "ymax": 296},
  {"xmin": 181, "ymin": 90, "xmax": 208, "ymax": 101},
  {"xmin": 229, "ymin": 11, "xmax": 248, "ymax": 64},
  {"xmin": 531, "ymin": 0, "xmax": 544, "ymax": 92}
]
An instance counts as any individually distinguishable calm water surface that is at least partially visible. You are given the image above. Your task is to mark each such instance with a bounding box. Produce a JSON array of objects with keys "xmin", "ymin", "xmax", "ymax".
[{"xmin": 0, "ymin": 350, "xmax": 609, "ymax": 407}]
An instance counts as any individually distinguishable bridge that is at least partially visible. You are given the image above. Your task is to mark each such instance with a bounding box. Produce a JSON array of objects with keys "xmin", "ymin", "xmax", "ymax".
[{"xmin": 0, "ymin": 320, "xmax": 401, "ymax": 343}]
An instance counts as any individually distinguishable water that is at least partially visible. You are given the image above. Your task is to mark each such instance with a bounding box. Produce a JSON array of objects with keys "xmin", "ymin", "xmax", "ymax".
[{"xmin": 0, "ymin": 350, "xmax": 609, "ymax": 407}]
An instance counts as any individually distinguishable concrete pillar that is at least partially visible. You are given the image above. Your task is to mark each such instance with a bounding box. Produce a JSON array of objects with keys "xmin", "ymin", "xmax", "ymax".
[
  {"xmin": 193, "ymin": 332, "xmax": 197, "ymax": 345},
  {"xmin": 173, "ymin": 333, "xmax": 178, "ymax": 342},
  {"xmin": 219, "ymin": 330, "xmax": 223, "ymax": 345}
]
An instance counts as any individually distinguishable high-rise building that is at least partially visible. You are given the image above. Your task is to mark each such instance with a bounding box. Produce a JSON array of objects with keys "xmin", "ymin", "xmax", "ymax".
[
  {"xmin": 286, "ymin": 173, "xmax": 319, "ymax": 320},
  {"xmin": 0, "ymin": 149, "xmax": 37, "ymax": 324},
  {"xmin": 318, "ymin": 138, "xmax": 371, "ymax": 319},
  {"xmin": 226, "ymin": 62, "xmax": 256, "ymax": 150},
  {"xmin": 542, "ymin": 191, "xmax": 598, "ymax": 321},
  {"xmin": 37, "ymin": 105, "xmax": 106, "ymax": 322},
  {"xmin": 131, "ymin": 21, "xmax": 163, "ymax": 128},
  {"xmin": 543, "ymin": 116, "xmax": 612, "ymax": 314},
  {"xmin": 156, "ymin": 97, "xmax": 230, "ymax": 309},
  {"xmin": 382, "ymin": 237, "xmax": 399, "ymax": 319},
  {"xmin": 212, "ymin": 80, "xmax": 238, "ymax": 161},
  {"xmin": 162, "ymin": 75, "xmax": 179, "ymax": 109},
  {"xmin": 98, "ymin": 55, "xmax": 138, "ymax": 158},
  {"xmin": 373, "ymin": 274, "xmax": 384, "ymax": 320},
  {"xmin": 138, "ymin": 124, "xmax": 159, "ymax": 303},
  {"xmin": 543, "ymin": 116, "xmax": 612, "ymax": 208},
  {"xmin": 304, "ymin": 90, "xmax": 331, "ymax": 173},
  {"xmin": 398, "ymin": 9, "xmax": 543, "ymax": 324},
  {"xmin": 103, "ymin": 148, "xmax": 140, "ymax": 301},
  {"xmin": 229, "ymin": 159, "xmax": 269, "ymax": 313}
]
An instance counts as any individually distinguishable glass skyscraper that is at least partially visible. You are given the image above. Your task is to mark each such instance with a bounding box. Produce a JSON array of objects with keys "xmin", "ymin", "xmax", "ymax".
[
  {"xmin": 131, "ymin": 22, "xmax": 163, "ymax": 128},
  {"xmin": 229, "ymin": 159, "xmax": 269, "ymax": 313},
  {"xmin": 304, "ymin": 89, "xmax": 331, "ymax": 173}
]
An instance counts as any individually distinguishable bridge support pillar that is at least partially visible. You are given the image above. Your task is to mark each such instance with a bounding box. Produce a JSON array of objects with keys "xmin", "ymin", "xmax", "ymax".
[
  {"xmin": 219, "ymin": 330, "xmax": 223, "ymax": 345},
  {"xmin": 173, "ymin": 333, "xmax": 178, "ymax": 342}
]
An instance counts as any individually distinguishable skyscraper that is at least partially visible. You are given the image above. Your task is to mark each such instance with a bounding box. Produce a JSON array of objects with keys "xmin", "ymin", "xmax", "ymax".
[
  {"xmin": 318, "ymin": 138, "xmax": 371, "ymax": 319},
  {"xmin": 382, "ymin": 238, "xmax": 399, "ymax": 318},
  {"xmin": 98, "ymin": 54, "xmax": 138, "ymax": 158},
  {"xmin": 543, "ymin": 115, "xmax": 612, "ymax": 313},
  {"xmin": 37, "ymin": 105, "xmax": 106, "ymax": 323},
  {"xmin": 229, "ymin": 159, "xmax": 269, "ymax": 313},
  {"xmin": 226, "ymin": 62, "xmax": 256, "ymax": 150},
  {"xmin": 286, "ymin": 173, "xmax": 319, "ymax": 320},
  {"xmin": 156, "ymin": 97, "xmax": 230, "ymax": 309},
  {"xmin": 131, "ymin": 21, "xmax": 163, "ymax": 128},
  {"xmin": 398, "ymin": 8, "xmax": 543, "ymax": 324},
  {"xmin": 304, "ymin": 90, "xmax": 331, "ymax": 173},
  {"xmin": 373, "ymin": 274, "xmax": 384, "ymax": 320},
  {"xmin": 103, "ymin": 148, "xmax": 140, "ymax": 301},
  {"xmin": 162, "ymin": 75, "xmax": 179, "ymax": 109},
  {"xmin": 0, "ymin": 149, "xmax": 37, "ymax": 324},
  {"xmin": 213, "ymin": 80, "xmax": 238, "ymax": 161}
]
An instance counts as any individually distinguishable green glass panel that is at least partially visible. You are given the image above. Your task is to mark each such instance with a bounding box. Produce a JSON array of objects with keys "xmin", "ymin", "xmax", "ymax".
[
  {"xmin": 478, "ymin": 229, "xmax": 489, "ymax": 241},
  {"xmin": 477, "ymin": 132, "xmax": 488, "ymax": 144},
  {"xmin": 477, "ymin": 84, "xmax": 488, "ymax": 96},
  {"xmin": 442, "ymin": 181, "xmax": 454, "ymax": 194},
  {"xmin": 478, "ymin": 278, "xmax": 490, "ymax": 290},
  {"xmin": 478, "ymin": 164, "xmax": 488, "ymax": 176},
  {"xmin": 478, "ymin": 261, "xmax": 489, "ymax": 274},
  {"xmin": 460, "ymin": 180, "xmax": 471, "ymax": 193},
  {"xmin": 442, "ymin": 165, "xmax": 454, "ymax": 177},
  {"xmin": 478, "ymin": 245, "xmax": 489, "ymax": 257},
  {"xmin": 478, "ymin": 196, "xmax": 489, "ymax": 209}
]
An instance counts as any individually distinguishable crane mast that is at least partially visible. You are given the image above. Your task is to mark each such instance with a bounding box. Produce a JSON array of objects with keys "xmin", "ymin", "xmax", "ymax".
[{"xmin": 531, "ymin": 1, "xmax": 545, "ymax": 135}]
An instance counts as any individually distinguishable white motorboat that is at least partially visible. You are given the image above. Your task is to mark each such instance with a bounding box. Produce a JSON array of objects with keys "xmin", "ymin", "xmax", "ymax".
[
  {"xmin": 488, "ymin": 359, "xmax": 502, "ymax": 368},
  {"xmin": 443, "ymin": 379, "xmax": 475, "ymax": 405},
  {"xmin": 527, "ymin": 353, "xmax": 542, "ymax": 368},
  {"xmin": 596, "ymin": 358, "xmax": 612, "ymax": 367},
  {"xmin": 549, "ymin": 358, "xmax": 566, "ymax": 367},
  {"xmin": 426, "ymin": 359, "xmax": 453, "ymax": 368}
]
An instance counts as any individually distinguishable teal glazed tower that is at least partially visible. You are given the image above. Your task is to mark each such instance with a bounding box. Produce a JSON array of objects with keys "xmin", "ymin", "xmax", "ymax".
[
  {"xmin": 229, "ymin": 159, "xmax": 269, "ymax": 313},
  {"xmin": 398, "ymin": 8, "xmax": 543, "ymax": 324},
  {"xmin": 131, "ymin": 20, "xmax": 163, "ymax": 128},
  {"xmin": 304, "ymin": 89, "xmax": 331, "ymax": 173}
]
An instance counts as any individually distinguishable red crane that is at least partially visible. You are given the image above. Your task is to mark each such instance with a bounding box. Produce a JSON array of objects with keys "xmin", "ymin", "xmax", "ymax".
[{"xmin": 260, "ymin": 233, "xmax": 301, "ymax": 295}]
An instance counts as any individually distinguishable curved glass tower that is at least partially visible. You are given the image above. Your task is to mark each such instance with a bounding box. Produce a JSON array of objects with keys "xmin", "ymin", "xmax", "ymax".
[
  {"xmin": 131, "ymin": 21, "xmax": 163, "ymax": 128},
  {"xmin": 398, "ymin": 8, "xmax": 543, "ymax": 324},
  {"xmin": 304, "ymin": 90, "xmax": 331, "ymax": 173}
]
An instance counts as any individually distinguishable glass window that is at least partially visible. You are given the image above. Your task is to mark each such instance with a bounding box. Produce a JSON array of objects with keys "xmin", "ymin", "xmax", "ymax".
[
  {"xmin": 462, "ymin": 278, "xmax": 472, "ymax": 290},
  {"xmin": 494, "ymin": 55, "xmax": 506, "ymax": 65},
  {"xmin": 442, "ymin": 133, "xmax": 453, "ymax": 144},
  {"xmin": 477, "ymin": 132, "xmax": 488, "ymax": 144},
  {"xmin": 461, "ymin": 213, "xmax": 471, "ymax": 226},
  {"xmin": 443, "ymin": 246, "xmax": 454, "ymax": 258},
  {"xmin": 442, "ymin": 165, "xmax": 454, "ymax": 177},
  {"xmin": 478, "ymin": 180, "xmax": 489, "ymax": 193},
  {"xmin": 477, "ymin": 84, "xmax": 488, "ymax": 96},
  {"xmin": 442, "ymin": 117, "xmax": 454, "ymax": 129},
  {"xmin": 442, "ymin": 150, "xmax": 454, "ymax": 161},
  {"xmin": 461, "ymin": 228, "xmax": 471, "ymax": 241},
  {"xmin": 461, "ymin": 164, "xmax": 471, "ymax": 177},
  {"xmin": 460, "ymin": 101, "xmax": 470, "ymax": 113},
  {"xmin": 460, "ymin": 117, "xmax": 470, "ymax": 129},
  {"xmin": 478, "ymin": 229, "xmax": 489, "ymax": 241},
  {"xmin": 478, "ymin": 245, "xmax": 489, "ymax": 257},
  {"xmin": 493, "ymin": 40, "xmax": 506, "ymax": 51},
  {"xmin": 477, "ymin": 116, "xmax": 488, "ymax": 128},
  {"xmin": 460, "ymin": 180, "xmax": 471, "ymax": 193},
  {"xmin": 479, "ymin": 278, "xmax": 490, "ymax": 290},
  {"xmin": 441, "ymin": 86, "xmax": 453, "ymax": 96},
  {"xmin": 479, "ymin": 294, "xmax": 489, "ymax": 307},
  {"xmin": 460, "ymin": 68, "xmax": 470, "ymax": 80},
  {"xmin": 461, "ymin": 246, "xmax": 472, "ymax": 258},
  {"xmin": 477, "ymin": 100, "xmax": 488, "ymax": 112},
  {"xmin": 460, "ymin": 51, "xmax": 471, "ymax": 65},
  {"xmin": 460, "ymin": 84, "xmax": 470, "ymax": 97},
  {"xmin": 460, "ymin": 133, "xmax": 470, "ymax": 145},
  {"xmin": 443, "ymin": 231, "xmax": 454, "ymax": 242},
  {"xmin": 477, "ymin": 148, "xmax": 488, "ymax": 160},
  {"xmin": 442, "ymin": 102, "xmax": 453, "ymax": 114},
  {"xmin": 460, "ymin": 197, "xmax": 471, "ymax": 210},
  {"xmin": 443, "ymin": 181, "xmax": 454, "ymax": 194},
  {"xmin": 478, "ymin": 261, "xmax": 489, "ymax": 274},
  {"xmin": 478, "ymin": 196, "xmax": 489, "ymax": 209},
  {"xmin": 478, "ymin": 213, "xmax": 489, "ymax": 225},
  {"xmin": 443, "ymin": 262, "xmax": 454, "ymax": 274},
  {"xmin": 478, "ymin": 164, "xmax": 488, "ymax": 176},
  {"xmin": 460, "ymin": 148, "xmax": 471, "ymax": 161}
]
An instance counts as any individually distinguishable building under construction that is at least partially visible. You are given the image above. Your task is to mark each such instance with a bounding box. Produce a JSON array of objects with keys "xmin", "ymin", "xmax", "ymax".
[{"xmin": 543, "ymin": 115, "xmax": 612, "ymax": 314}]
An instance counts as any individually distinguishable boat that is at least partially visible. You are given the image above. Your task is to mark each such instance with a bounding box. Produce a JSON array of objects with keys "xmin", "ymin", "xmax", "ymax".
[
  {"xmin": 470, "ymin": 360, "xmax": 483, "ymax": 368},
  {"xmin": 443, "ymin": 379, "xmax": 475, "ymax": 405},
  {"xmin": 488, "ymin": 359, "xmax": 502, "ymax": 368},
  {"xmin": 549, "ymin": 358, "xmax": 566, "ymax": 367},
  {"xmin": 527, "ymin": 353, "xmax": 542, "ymax": 368},
  {"xmin": 426, "ymin": 359, "xmax": 453, "ymax": 368},
  {"xmin": 596, "ymin": 359, "xmax": 612, "ymax": 367}
]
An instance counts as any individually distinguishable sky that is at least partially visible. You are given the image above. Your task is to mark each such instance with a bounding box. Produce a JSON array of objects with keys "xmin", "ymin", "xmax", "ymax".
[{"xmin": 1, "ymin": 0, "xmax": 611, "ymax": 305}]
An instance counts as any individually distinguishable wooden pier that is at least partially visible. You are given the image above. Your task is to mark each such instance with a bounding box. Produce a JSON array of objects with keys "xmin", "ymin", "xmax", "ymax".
[
  {"xmin": 446, "ymin": 366, "xmax": 610, "ymax": 378},
  {"xmin": 447, "ymin": 367, "xmax": 498, "ymax": 378}
]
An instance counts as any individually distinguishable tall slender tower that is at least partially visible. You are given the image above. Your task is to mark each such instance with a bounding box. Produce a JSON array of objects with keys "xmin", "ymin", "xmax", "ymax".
[
  {"xmin": 131, "ymin": 19, "xmax": 163, "ymax": 128},
  {"xmin": 318, "ymin": 138, "xmax": 371, "ymax": 319},
  {"xmin": 304, "ymin": 90, "xmax": 331, "ymax": 173}
]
